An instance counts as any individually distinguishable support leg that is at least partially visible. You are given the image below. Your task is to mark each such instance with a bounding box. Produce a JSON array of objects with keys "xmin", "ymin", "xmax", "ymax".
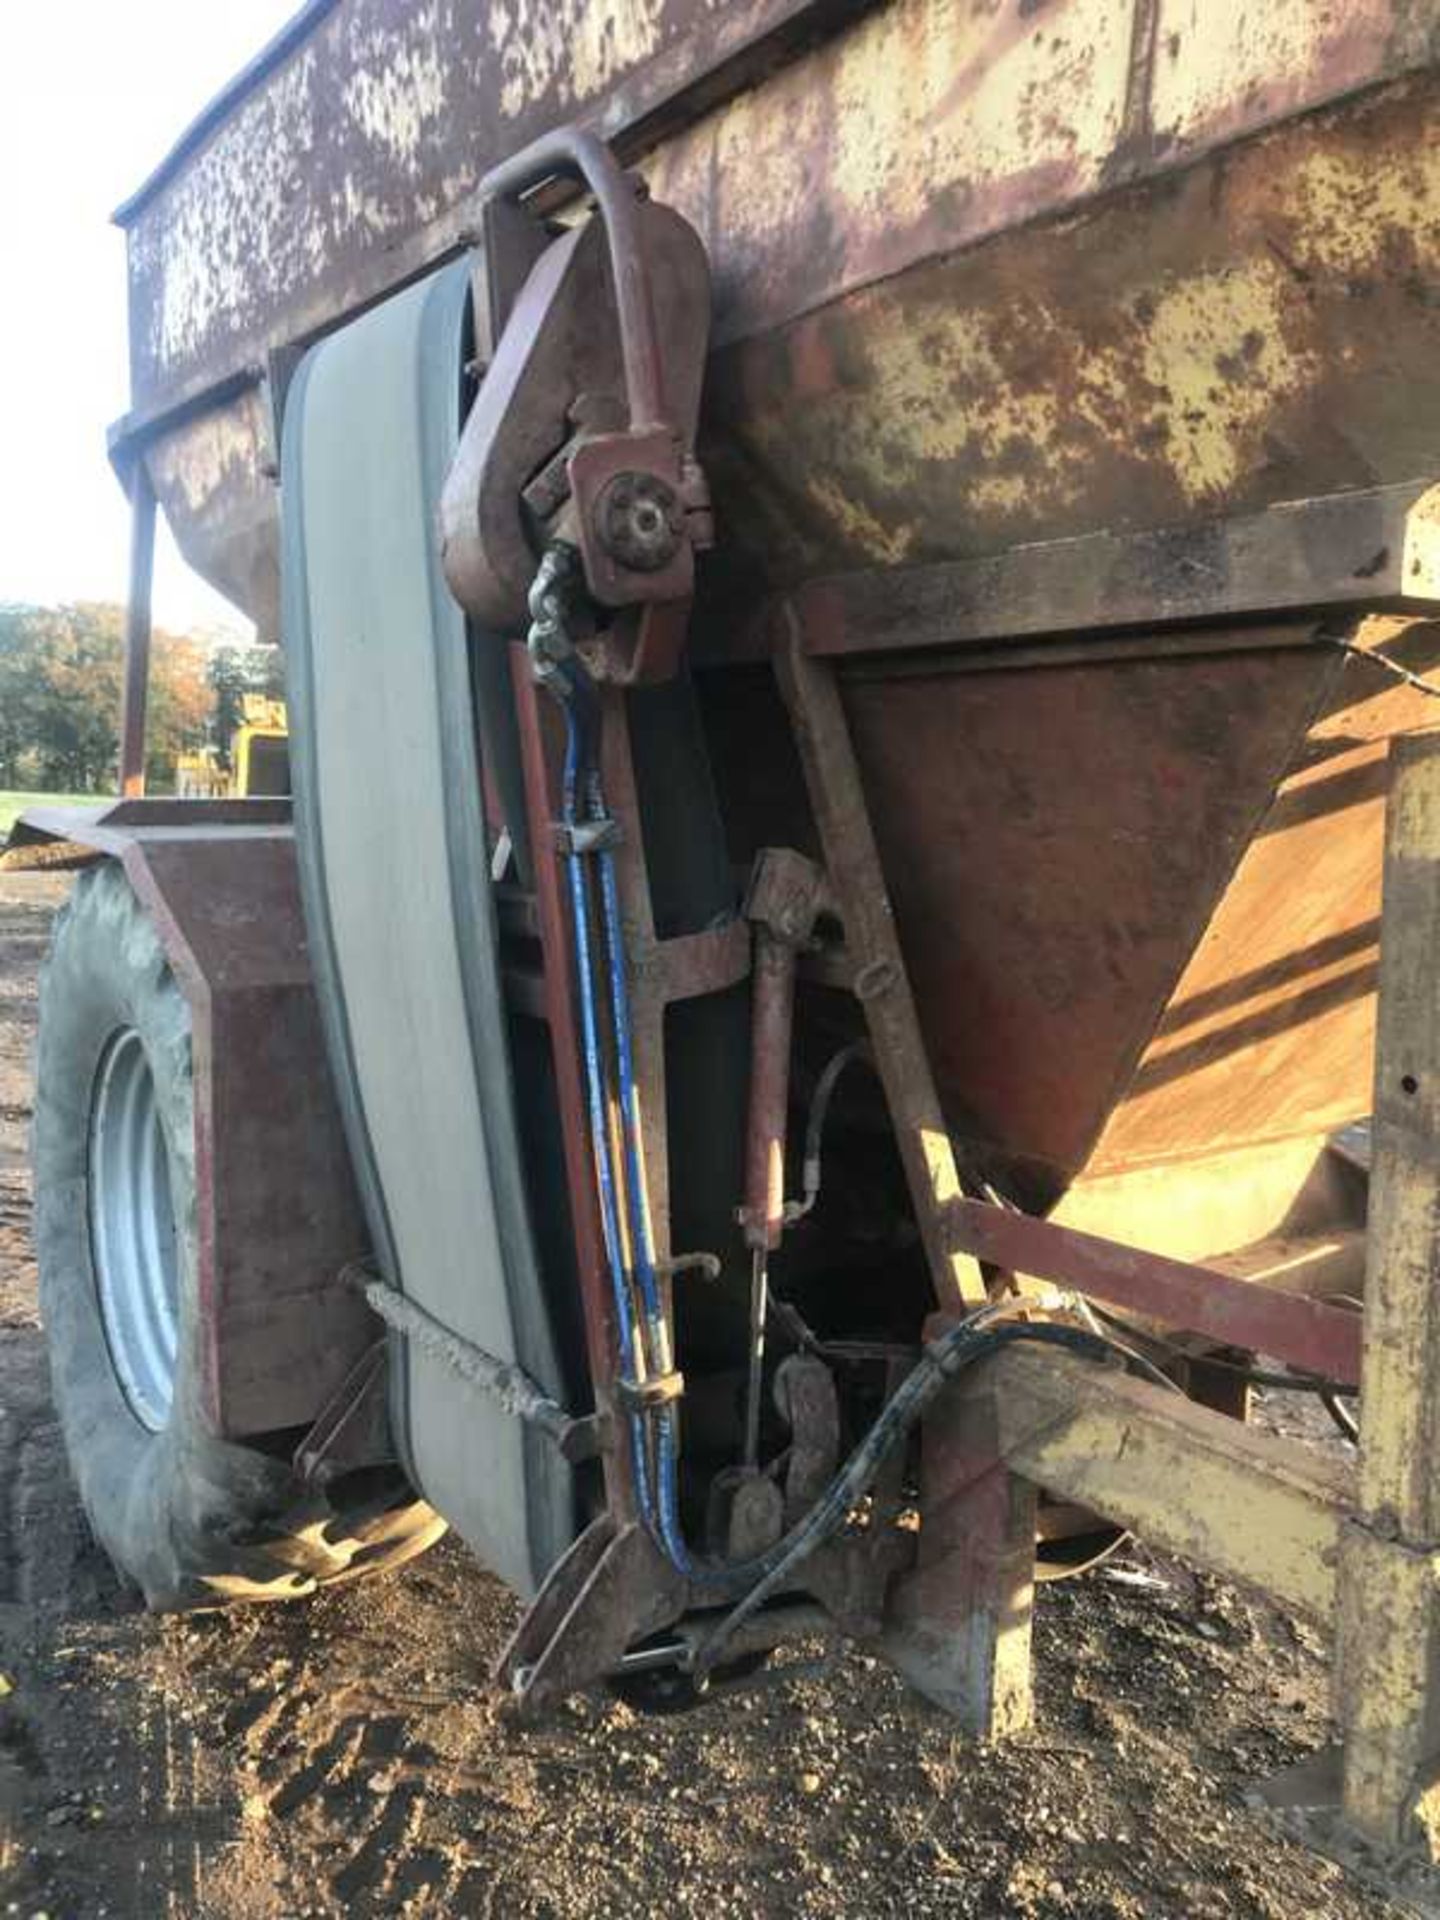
[
  {"xmin": 882, "ymin": 1369, "xmax": 1036, "ymax": 1734},
  {"xmin": 778, "ymin": 623, "xmax": 1019, "ymax": 1726},
  {"xmin": 776, "ymin": 620, "xmax": 986, "ymax": 1313},
  {"xmin": 1340, "ymin": 730, "xmax": 1440, "ymax": 1853},
  {"xmin": 119, "ymin": 463, "xmax": 156, "ymax": 800}
]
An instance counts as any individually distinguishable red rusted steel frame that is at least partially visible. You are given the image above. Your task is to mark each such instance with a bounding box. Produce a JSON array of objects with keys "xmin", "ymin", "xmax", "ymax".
[
  {"xmin": 642, "ymin": 917, "xmax": 750, "ymax": 998},
  {"xmin": 882, "ymin": 1318, "xmax": 1036, "ymax": 1730},
  {"xmin": 5, "ymin": 796, "xmax": 290, "ymax": 865},
  {"xmin": 740, "ymin": 849, "xmax": 824, "ymax": 1250},
  {"xmin": 118, "ymin": 463, "xmax": 156, "ymax": 798},
  {"xmin": 509, "ymin": 649, "xmax": 618, "ymax": 1441},
  {"xmin": 949, "ymin": 1197, "xmax": 1361, "ymax": 1387}
]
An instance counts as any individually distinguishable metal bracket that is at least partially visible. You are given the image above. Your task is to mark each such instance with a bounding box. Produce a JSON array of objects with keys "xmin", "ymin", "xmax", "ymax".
[{"xmin": 441, "ymin": 127, "xmax": 712, "ymax": 683}]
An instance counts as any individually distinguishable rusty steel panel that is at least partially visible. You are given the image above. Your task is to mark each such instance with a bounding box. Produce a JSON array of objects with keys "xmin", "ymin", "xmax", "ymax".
[
  {"xmin": 838, "ymin": 637, "xmax": 1333, "ymax": 1194},
  {"xmin": 828, "ymin": 614, "xmax": 1440, "ymax": 1212},
  {"xmin": 648, "ymin": 0, "xmax": 1138, "ymax": 348},
  {"xmin": 118, "ymin": 0, "xmax": 863, "ymax": 413},
  {"xmin": 699, "ymin": 65, "xmax": 1440, "ymax": 591},
  {"xmin": 122, "ymin": 0, "xmax": 1438, "ymax": 413},
  {"xmin": 1091, "ymin": 618, "xmax": 1440, "ymax": 1174},
  {"xmin": 146, "ymin": 385, "xmax": 281, "ymax": 639},
  {"xmin": 650, "ymin": 0, "xmax": 1440, "ymax": 349},
  {"xmin": 132, "ymin": 13, "xmax": 1440, "ymax": 631},
  {"xmin": 838, "ymin": 620, "xmax": 1440, "ymax": 1201},
  {"xmin": 119, "ymin": 3, "xmax": 1440, "ymax": 624},
  {"xmin": 1147, "ymin": 0, "xmax": 1436, "ymax": 157}
]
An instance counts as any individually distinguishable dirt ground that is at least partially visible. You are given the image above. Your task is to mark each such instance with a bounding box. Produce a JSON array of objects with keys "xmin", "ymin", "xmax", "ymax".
[{"xmin": 0, "ymin": 867, "xmax": 1436, "ymax": 1920}]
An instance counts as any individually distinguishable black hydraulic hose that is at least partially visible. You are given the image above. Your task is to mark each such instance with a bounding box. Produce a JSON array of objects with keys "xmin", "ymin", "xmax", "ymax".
[
  {"xmin": 792, "ymin": 1039, "xmax": 874, "ymax": 1220},
  {"xmin": 690, "ymin": 1316, "xmax": 1116, "ymax": 1677}
]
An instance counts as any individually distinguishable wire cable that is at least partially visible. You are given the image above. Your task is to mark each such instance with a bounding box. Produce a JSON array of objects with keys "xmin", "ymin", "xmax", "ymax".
[
  {"xmin": 1321, "ymin": 633, "xmax": 1440, "ymax": 700},
  {"xmin": 1321, "ymin": 1387, "xmax": 1360, "ymax": 1444}
]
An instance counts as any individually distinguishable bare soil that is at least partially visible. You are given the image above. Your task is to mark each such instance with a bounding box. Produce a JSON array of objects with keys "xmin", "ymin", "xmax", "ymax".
[{"xmin": 0, "ymin": 867, "xmax": 1433, "ymax": 1919}]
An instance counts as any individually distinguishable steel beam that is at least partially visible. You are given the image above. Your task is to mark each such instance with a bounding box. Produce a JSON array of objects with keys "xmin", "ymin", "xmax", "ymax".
[
  {"xmin": 883, "ymin": 1367, "xmax": 1038, "ymax": 1732},
  {"xmin": 886, "ymin": 1334, "xmax": 1353, "ymax": 1731},
  {"xmin": 733, "ymin": 483, "xmax": 1440, "ymax": 664},
  {"xmin": 118, "ymin": 464, "xmax": 156, "ymax": 799},
  {"xmin": 1340, "ymin": 730, "xmax": 1440, "ymax": 1853},
  {"xmin": 984, "ymin": 1345, "xmax": 1351, "ymax": 1625},
  {"xmin": 947, "ymin": 1197, "xmax": 1363, "ymax": 1387}
]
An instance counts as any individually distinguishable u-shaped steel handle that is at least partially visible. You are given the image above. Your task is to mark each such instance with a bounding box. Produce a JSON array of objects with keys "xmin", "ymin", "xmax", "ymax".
[{"xmin": 477, "ymin": 127, "xmax": 666, "ymax": 432}]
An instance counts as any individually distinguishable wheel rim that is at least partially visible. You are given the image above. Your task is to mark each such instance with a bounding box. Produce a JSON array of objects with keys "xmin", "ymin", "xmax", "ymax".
[{"xmin": 88, "ymin": 1028, "xmax": 179, "ymax": 1431}]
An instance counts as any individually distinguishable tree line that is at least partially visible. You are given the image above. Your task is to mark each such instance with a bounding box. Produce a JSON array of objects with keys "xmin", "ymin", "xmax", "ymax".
[{"xmin": 0, "ymin": 602, "xmax": 281, "ymax": 793}]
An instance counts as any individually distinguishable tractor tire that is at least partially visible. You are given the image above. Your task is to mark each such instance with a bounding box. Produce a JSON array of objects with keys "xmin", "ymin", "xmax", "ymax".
[{"xmin": 32, "ymin": 860, "xmax": 443, "ymax": 1609}]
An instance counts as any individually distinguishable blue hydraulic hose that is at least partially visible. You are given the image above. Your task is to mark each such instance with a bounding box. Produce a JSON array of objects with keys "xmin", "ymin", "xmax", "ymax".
[
  {"xmin": 550, "ymin": 650, "xmax": 879, "ymax": 1592},
  {"xmin": 558, "ymin": 695, "xmax": 656, "ymax": 1532},
  {"xmin": 547, "ymin": 654, "xmax": 783, "ymax": 1585},
  {"xmin": 588, "ymin": 774, "xmax": 699, "ymax": 1577}
]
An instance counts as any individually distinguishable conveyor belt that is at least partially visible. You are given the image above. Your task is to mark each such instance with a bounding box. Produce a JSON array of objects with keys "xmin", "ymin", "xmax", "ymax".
[{"xmin": 281, "ymin": 258, "xmax": 573, "ymax": 1597}]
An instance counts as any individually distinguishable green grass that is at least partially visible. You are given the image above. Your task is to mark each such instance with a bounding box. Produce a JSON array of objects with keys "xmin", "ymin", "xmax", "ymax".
[{"xmin": 0, "ymin": 791, "xmax": 107, "ymax": 839}]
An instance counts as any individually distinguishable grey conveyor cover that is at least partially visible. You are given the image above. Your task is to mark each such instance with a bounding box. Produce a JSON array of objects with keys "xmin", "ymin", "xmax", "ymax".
[{"xmin": 280, "ymin": 257, "xmax": 574, "ymax": 1597}]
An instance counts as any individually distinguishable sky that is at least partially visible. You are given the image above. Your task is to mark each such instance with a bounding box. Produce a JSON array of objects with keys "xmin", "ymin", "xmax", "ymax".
[{"xmin": 0, "ymin": 3, "xmax": 303, "ymax": 639}]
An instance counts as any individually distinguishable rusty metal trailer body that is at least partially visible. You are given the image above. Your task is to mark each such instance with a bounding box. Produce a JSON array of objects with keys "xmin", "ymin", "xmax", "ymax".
[{"xmin": 17, "ymin": 0, "xmax": 1440, "ymax": 1863}]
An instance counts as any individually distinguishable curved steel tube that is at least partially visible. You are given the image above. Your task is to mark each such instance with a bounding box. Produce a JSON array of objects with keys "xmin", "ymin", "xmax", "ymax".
[{"xmin": 477, "ymin": 126, "xmax": 666, "ymax": 431}]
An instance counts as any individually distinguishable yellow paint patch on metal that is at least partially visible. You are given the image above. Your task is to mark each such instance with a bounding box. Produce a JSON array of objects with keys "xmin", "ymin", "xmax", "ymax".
[
  {"xmin": 1338, "ymin": 1524, "xmax": 1440, "ymax": 1850},
  {"xmin": 920, "ymin": 1125, "xmax": 960, "ymax": 1207},
  {"xmin": 148, "ymin": 390, "xmax": 270, "ymax": 516},
  {"xmin": 568, "ymin": 0, "xmax": 672, "ymax": 100},
  {"xmin": 489, "ymin": 0, "xmax": 680, "ymax": 120},
  {"xmin": 821, "ymin": 0, "xmax": 1130, "ymax": 239},
  {"xmin": 1402, "ymin": 488, "xmax": 1440, "ymax": 599},
  {"xmin": 1138, "ymin": 259, "xmax": 1315, "ymax": 501},
  {"xmin": 702, "ymin": 69, "xmax": 1440, "ymax": 585},
  {"xmin": 802, "ymin": 473, "xmax": 916, "ymax": 567},
  {"xmin": 647, "ymin": 0, "xmax": 1132, "ymax": 332},
  {"xmin": 992, "ymin": 1347, "xmax": 1350, "ymax": 1625},
  {"xmin": 1150, "ymin": 0, "xmax": 1403, "ymax": 151},
  {"xmin": 340, "ymin": 5, "xmax": 447, "ymax": 170},
  {"xmin": 1279, "ymin": 136, "xmax": 1440, "ymax": 279},
  {"xmin": 769, "ymin": 291, "xmax": 1078, "ymax": 548},
  {"xmin": 722, "ymin": 244, "xmax": 1314, "ymax": 561}
]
